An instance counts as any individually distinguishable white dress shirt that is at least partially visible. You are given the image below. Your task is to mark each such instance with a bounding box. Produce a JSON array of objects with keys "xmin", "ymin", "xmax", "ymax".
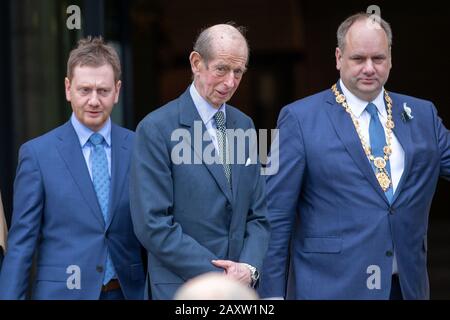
[
  {"xmin": 340, "ymin": 79, "xmax": 405, "ymax": 274},
  {"xmin": 189, "ymin": 83, "xmax": 226, "ymax": 154}
]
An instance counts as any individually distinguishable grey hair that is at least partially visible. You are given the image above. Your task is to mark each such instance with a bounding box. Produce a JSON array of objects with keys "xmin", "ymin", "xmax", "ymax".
[
  {"xmin": 337, "ymin": 13, "xmax": 393, "ymax": 51},
  {"xmin": 192, "ymin": 22, "xmax": 249, "ymax": 65}
]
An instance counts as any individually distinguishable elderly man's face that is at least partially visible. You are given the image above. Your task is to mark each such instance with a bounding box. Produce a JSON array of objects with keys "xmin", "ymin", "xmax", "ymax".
[
  {"xmin": 65, "ymin": 64, "xmax": 121, "ymax": 131},
  {"xmin": 336, "ymin": 19, "xmax": 392, "ymax": 101},
  {"xmin": 190, "ymin": 37, "xmax": 248, "ymax": 108}
]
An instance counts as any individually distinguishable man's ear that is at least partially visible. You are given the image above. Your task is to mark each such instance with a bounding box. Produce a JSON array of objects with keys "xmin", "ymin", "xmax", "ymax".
[
  {"xmin": 335, "ymin": 47, "xmax": 342, "ymax": 70},
  {"xmin": 65, "ymin": 77, "xmax": 72, "ymax": 102},
  {"xmin": 114, "ymin": 80, "xmax": 122, "ymax": 103},
  {"xmin": 388, "ymin": 48, "xmax": 392, "ymax": 71},
  {"xmin": 189, "ymin": 51, "xmax": 202, "ymax": 75}
]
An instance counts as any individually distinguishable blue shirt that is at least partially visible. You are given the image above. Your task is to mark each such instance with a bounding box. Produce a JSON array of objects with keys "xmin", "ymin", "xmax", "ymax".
[{"xmin": 70, "ymin": 113, "xmax": 112, "ymax": 179}]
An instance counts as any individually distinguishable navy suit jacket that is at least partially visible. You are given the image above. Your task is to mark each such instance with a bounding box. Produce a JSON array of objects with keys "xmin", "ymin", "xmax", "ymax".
[
  {"xmin": 258, "ymin": 86, "xmax": 450, "ymax": 299},
  {"xmin": 0, "ymin": 121, "xmax": 146, "ymax": 299},
  {"xmin": 130, "ymin": 88, "xmax": 270, "ymax": 299}
]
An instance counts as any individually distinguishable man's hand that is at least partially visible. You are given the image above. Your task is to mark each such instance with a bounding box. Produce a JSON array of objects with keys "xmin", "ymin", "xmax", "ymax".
[{"xmin": 211, "ymin": 259, "xmax": 252, "ymax": 286}]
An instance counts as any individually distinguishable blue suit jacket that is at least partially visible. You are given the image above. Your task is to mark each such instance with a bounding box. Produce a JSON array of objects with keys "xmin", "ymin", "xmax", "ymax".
[
  {"xmin": 130, "ymin": 88, "xmax": 270, "ymax": 300},
  {"xmin": 0, "ymin": 121, "xmax": 146, "ymax": 299},
  {"xmin": 258, "ymin": 86, "xmax": 450, "ymax": 299}
]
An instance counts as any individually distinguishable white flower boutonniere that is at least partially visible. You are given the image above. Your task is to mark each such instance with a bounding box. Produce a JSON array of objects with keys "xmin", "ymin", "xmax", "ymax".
[{"xmin": 401, "ymin": 103, "xmax": 414, "ymax": 122}]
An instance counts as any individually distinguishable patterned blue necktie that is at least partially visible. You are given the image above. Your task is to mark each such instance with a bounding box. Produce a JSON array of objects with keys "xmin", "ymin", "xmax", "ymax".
[
  {"xmin": 89, "ymin": 133, "xmax": 116, "ymax": 285},
  {"xmin": 214, "ymin": 111, "xmax": 232, "ymax": 187},
  {"xmin": 366, "ymin": 103, "xmax": 393, "ymax": 202}
]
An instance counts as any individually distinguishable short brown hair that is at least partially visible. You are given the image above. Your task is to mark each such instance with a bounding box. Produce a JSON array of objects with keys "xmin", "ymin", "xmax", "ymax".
[{"xmin": 67, "ymin": 36, "xmax": 121, "ymax": 82}]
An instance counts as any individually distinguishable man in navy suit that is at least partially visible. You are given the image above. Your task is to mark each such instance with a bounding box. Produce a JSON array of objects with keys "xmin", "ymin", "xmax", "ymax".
[
  {"xmin": 259, "ymin": 13, "xmax": 450, "ymax": 299},
  {"xmin": 130, "ymin": 23, "xmax": 270, "ymax": 299},
  {"xmin": 0, "ymin": 37, "xmax": 145, "ymax": 299}
]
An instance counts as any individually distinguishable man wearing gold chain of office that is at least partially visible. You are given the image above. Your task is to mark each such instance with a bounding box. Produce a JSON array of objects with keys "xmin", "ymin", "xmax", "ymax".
[{"xmin": 259, "ymin": 12, "xmax": 450, "ymax": 300}]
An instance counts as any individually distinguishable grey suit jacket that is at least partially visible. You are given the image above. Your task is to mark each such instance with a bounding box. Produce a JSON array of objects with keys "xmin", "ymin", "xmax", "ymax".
[{"xmin": 130, "ymin": 88, "xmax": 270, "ymax": 299}]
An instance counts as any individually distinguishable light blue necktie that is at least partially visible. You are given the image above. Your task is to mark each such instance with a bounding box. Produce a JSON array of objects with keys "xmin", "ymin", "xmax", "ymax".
[
  {"xmin": 214, "ymin": 111, "xmax": 232, "ymax": 187},
  {"xmin": 89, "ymin": 133, "xmax": 116, "ymax": 285},
  {"xmin": 366, "ymin": 103, "xmax": 394, "ymax": 202}
]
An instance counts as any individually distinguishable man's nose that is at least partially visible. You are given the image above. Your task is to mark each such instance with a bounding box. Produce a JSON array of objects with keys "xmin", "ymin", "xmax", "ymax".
[
  {"xmin": 362, "ymin": 59, "xmax": 376, "ymax": 74},
  {"xmin": 88, "ymin": 91, "xmax": 100, "ymax": 106},
  {"xmin": 223, "ymin": 72, "xmax": 235, "ymax": 88}
]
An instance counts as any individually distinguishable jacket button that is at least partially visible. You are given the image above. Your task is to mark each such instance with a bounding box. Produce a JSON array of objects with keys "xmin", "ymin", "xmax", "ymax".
[
  {"xmin": 386, "ymin": 250, "xmax": 393, "ymax": 257},
  {"xmin": 389, "ymin": 207, "xmax": 395, "ymax": 215},
  {"xmin": 226, "ymin": 203, "xmax": 232, "ymax": 211},
  {"xmin": 96, "ymin": 265, "xmax": 104, "ymax": 273}
]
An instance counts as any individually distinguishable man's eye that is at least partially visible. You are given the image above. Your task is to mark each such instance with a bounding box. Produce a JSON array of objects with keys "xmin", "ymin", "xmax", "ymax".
[
  {"xmin": 215, "ymin": 67, "xmax": 227, "ymax": 75},
  {"xmin": 79, "ymin": 88, "xmax": 90, "ymax": 94},
  {"xmin": 373, "ymin": 57, "xmax": 385, "ymax": 63}
]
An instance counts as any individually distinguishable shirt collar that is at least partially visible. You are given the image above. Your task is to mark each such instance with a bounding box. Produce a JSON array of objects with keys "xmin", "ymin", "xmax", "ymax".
[
  {"xmin": 189, "ymin": 83, "xmax": 226, "ymax": 124},
  {"xmin": 339, "ymin": 79, "xmax": 387, "ymax": 119},
  {"xmin": 70, "ymin": 113, "xmax": 111, "ymax": 147}
]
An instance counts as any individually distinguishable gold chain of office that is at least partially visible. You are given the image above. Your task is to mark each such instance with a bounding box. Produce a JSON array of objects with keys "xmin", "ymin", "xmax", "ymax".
[{"xmin": 331, "ymin": 83, "xmax": 394, "ymax": 192}]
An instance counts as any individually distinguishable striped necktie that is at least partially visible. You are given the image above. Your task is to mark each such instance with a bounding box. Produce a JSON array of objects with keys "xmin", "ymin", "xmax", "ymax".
[{"xmin": 214, "ymin": 111, "xmax": 232, "ymax": 187}]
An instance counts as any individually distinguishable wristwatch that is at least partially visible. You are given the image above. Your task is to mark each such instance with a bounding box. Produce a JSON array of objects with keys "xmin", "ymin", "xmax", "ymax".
[{"xmin": 243, "ymin": 263, "xmax": 259, "ymax": 287}]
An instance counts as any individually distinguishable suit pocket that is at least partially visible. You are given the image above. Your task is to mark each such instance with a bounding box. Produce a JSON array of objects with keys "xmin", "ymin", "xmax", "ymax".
[
  {"xmin": 35, "ymin": 266, "xmax": 68, "ymax": 282},
  {"xmin": 302, "ymin": 237, "xmax": 342, "ymax": 253}
]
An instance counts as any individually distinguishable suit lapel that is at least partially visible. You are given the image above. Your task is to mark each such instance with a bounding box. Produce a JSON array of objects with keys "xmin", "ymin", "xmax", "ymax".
[
  {"xmin": 179, "ymin": 89, "xmax": 233, "ymax": 203},
  {"xmin": 56, "ymin": 121, "xmax": 105, "ymax": 227},
  {"xmin": 389, "ymin": 94, "xmax": 413, "ymax": 203},
  {"xmin": 325, "ymin": 90, "xmax": 389, "ymax": 204},
  {"xmin": 107, "ymin": 124, "xmax": 130, "ymax": 229}
]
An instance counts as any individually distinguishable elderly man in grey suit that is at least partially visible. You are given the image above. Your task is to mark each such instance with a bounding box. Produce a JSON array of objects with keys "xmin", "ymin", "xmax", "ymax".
[{"xmin": 130, "ymin": 23, "xmax": 270, "ymax": 300}]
